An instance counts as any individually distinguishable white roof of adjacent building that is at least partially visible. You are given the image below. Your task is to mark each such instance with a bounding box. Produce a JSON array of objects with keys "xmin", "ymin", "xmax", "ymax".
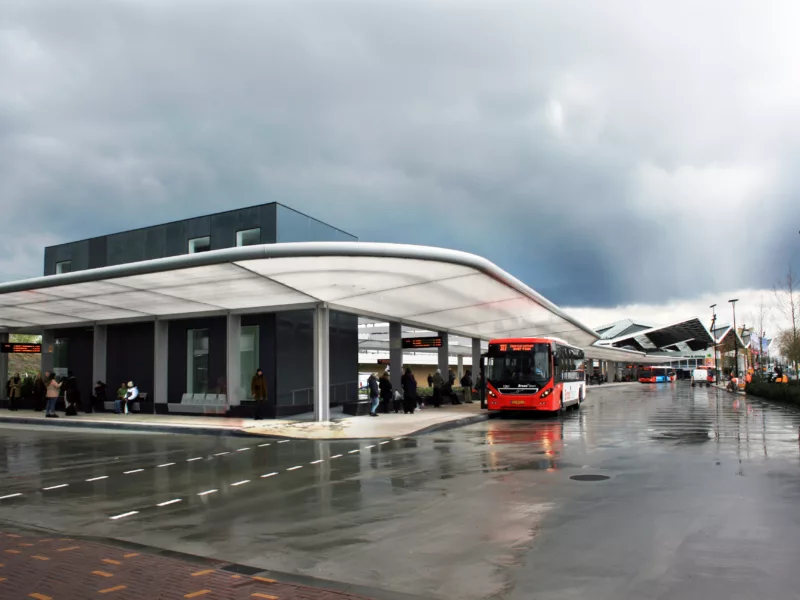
[{"xmin": 0, "ymin": 242, "xmax": 599, "ymax": 346}]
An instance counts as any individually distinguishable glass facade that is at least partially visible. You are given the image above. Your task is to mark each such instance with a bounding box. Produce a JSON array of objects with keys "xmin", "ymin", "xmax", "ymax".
[
  {"xmin": 240, "ymin": 325, "xmax": 259, "ymax": 398},
  {"xmin": 187, "ymin": 329, "xmax": 209, "ymax": 394},
  {"xmin": 276, "ymin": 205, "xmax": 356, "ymax": 243}
]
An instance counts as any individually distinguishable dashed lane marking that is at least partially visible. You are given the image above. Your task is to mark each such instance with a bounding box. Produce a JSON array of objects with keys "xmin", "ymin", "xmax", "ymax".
[
  {"xmin": 86, "ymin": 476, "xmax": 109, "ymax": 482},
  {"xmin": 157, "ymin": 499, "xmax": 182, "ymax": 507},
  {"xmin": 42, "ymin": 484, "xmax": 68, "ymax": 491},
  {"xmin": 330, "ymin": 454, "xmax": 342, "ymax": 459},
  {"xmin": 214, "ymin": 452, "xmax": 230, "ymax": 456},
  {"xmin": 380, "ymin": 441, "xmax": 390, "ymax": 445},
  {"xmin": 286, "ymin": 466, "xmax": 303, "ymax": 471},
  {"xmin": 348, "ymin": 449, "xmax": 360, "ymax": 454},
  {"xmin": 231, "ymin": 480, "xmax": 250, "ymax": 486},
  {"xmin": 157, "ymin": 463, "xmax": 176, "ymax": 468},
  {"xmin": 277, "ymin": 440, "xmax": 290, "ymax": 444},
  {"xmin": 123, "ymin": 469, "xmax": 144, "ymax": 475},
  {"xmin": 364, "ymin": 445, "xmax": 376, "ymax": 449},
  {"xmin": 257, "ymin": 443, "xmax": 271, "ymax": 447},
  {"xmin": 109, "ymin": 512, "xmax": 138, "ymax": 521},
  {"xmin": 197, "ymin": 489, "xmax": 218, "ymax": 496},
  {"xmin": 261, "ymin": 472, "xmax": 278, "ymax": 478},
  {"xmin": 310, "ymin": 459, "xmax": 323, "ymax": 464},
  {"xmin": 236, "ymin": 447, "xmax": 251, "ymax": 452},
  {"xmin": 187, "ymin": 457, "xmax": 203, "ymax": 462}
]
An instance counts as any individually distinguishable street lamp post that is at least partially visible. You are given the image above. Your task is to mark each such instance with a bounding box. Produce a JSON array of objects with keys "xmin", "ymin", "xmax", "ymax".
[
  {"xmin": 729, "ymin": 298, "xmax": 739, "ymax": 377},
  {"xmin": 710, "ymin": 304, "xmax": 718, "ymax": 383}
]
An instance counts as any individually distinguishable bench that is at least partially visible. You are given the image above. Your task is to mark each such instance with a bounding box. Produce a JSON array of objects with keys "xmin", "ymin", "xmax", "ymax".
[
  {"xmin": 168, "ymin": 393, "xmax": 228, "ymax": 415},
  {"xmin": 343, "ymin": 400, "xmax": 373, "ymax": 416},
  {"xmin": 103, "ymin": 393, "xmax": 148, "ymax": 413}
]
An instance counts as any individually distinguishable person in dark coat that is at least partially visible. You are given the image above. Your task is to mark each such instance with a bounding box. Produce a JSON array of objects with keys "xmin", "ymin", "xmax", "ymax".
[
  {"xmin": 33, "ymin": 372, "xmax": 47, "ymax": 412},
  {"xmin": 379, "ymin": 371, "xmax": 393, "ymax": 414},
  {"xmin": 251, "ymin": 368, "xmax": 268, "ymax": 420},
  {"xmin": 431, "ymin": 369, "xmax": 444, "ymax": 408},
  {"xmin": 401, "ymin": 368, "xmax": 418, "ymax": 414},
  {"xmin": 93, "ymin": 381, "xmax": 107, "ymax": 413},
  {"xmin": 448, "ymin": 369, "xmax": 456, "ymax": 386},
  {"xmin": 8, "ymin": 373, "xmax": 22, "ymax": 411},
  {"xmin": 367, "ymin": 373, "xmax": 380, "ymax": 417},
  {"xmin": 64, "ymin": 371, "xmax": 79, "ymax": 416}
]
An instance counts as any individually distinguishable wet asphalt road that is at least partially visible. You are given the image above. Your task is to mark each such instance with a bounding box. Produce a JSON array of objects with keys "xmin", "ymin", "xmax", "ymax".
[{"xmin": 2, "ymin": 383, "xmax": 800, "ymax": 600}]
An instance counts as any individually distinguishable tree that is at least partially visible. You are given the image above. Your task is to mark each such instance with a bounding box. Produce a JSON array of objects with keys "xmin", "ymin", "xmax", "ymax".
[
  {"xmin": 749, "ymin": 296, "xmax": 770, "ymax": 370},
  {"xmin": 774, "ymin": 266, "xmax": 800, "ymax": 379}
]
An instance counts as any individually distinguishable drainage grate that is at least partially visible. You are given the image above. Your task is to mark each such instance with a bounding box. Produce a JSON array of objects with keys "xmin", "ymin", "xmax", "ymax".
[{"xmin": 570, "ymin": 474, "xmax": 610, "ymax": 482}]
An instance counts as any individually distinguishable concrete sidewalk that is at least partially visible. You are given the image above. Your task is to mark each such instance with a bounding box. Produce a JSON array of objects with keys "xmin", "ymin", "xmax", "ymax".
[{"xmin": 0, "ymin": 402, "xmax": 490, "ymax": 440}]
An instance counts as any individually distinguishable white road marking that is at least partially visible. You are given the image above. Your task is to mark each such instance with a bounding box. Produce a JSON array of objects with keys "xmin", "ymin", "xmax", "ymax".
[
  {"xmin": 214, "ymin": 452, "xmax": 230, "ymax": 456},
  {"xmin": 86, "ymin": 476, "xmax": 109, "ymax": 482},
  {"xmin": 157, "ymin": 499, "xmax": 182, "ymax": 507},
  {"xmin": 392, "ymin": 437, "xmax": 403, "ymax": 440},
  {"xmin": 124, "ymin": 469, "xmax": 144, "ymax": 474},
  {"xmin": 380, "ymin": 441, "xmax": 390, "ymax": 445},
  {"xmin": 110, "ymin": 511, "xmax": 138, "ymax": 520},
  {"xmin": 0, "ymin": 493, "xmax": 22, "ymax": 500},
  {"xmin": 287, "ymin": 465, "xmax": 303, "ymax": 471},
  {"xmin": 364, "ymin": 445, "xmax": 376, "ymax": 449},
  {"xmin": 231, "ymin": 480, "xmax": 250, "ymax": 486},
  {"xmin": 157, "ymin": 463, "xmax": 176, "ymax": 468},
  {"xmin": 348, "ymin": 449, "xmax": 360, "ymax": 454},
  {"xmin": 187, "ymin": 457, "xmax": 203, "ymax": 462},
  {"xmin": 258, "ymin": 443, "xmax": 271, "ymax": 447},
  {"xmin": 261, "ymin": 472, "xmax": 278, "ymax": 478},
  {"xmin": 330, "ymin": 454, "xmax": 342, "ymax": 459},
  {"xmin": 236, "ymin": 447, "xmax": 251, "ymax": 452},
  {"xmin": 310, "ymin": 459, "xmax": 323, "ymax": 464},
  {"xmin": 43, "ymin": 484, "xmax": 68, "ymax": 490},
  {"xmin": 197, "ymin": 489, "xmax": 218, "ymax": 496},
  {"xmin": 277, "ymin": 440, "xmax": 290, "ymax": 444}
]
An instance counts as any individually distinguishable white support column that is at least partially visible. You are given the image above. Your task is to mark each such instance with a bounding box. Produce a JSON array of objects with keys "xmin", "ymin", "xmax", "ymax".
[
  {"xmin": 437, "ymin": 331, "xmax": 449, "ymax": 376},
  {"xmin": 154, "ymin": 319, "xmax": 168, "ymax": 408},
  {"xmin": 0, "ymin": 332, "xmax": 8, "ymax": 399},
  {"xmin": 92, "ymin": 325, "xmax": 107, "ymax": 387},
  {"xmin": 227, "ymin": 313, "xmax": 242, "ymax": 407},
  {"xmin": 41, "ymin": 329, "xmax": 54, "ymax": 376},
  {"xmin": 389, "ymin": 322, "xmax": 402, "ymax": 395},
  {"xmin": 313, "ymin": 304, "xmax": 330, "ymax": 422}
]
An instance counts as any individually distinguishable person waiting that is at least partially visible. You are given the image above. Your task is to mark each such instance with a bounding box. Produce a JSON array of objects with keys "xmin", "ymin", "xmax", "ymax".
[
  {"xmin": 379, "ymin": 371, "xmax": 393, "ymax": 414},
  {"xmin": 8, "ymin": 373, "xmax": 22, "ymax": 411},
  {"xmin": 116, "ymin": 382, "xmax": 127, "ymax": 414},
  {"xmin": 45, "ymin": 373, "xmax": 62, "ymax": 418},
  {"xmin": 251, "ymin": 368, "xmax": 267, "ymax": 420},
  {"xmin": 125, "ymin": 381, "xmax": 139, "ymax": 412}
]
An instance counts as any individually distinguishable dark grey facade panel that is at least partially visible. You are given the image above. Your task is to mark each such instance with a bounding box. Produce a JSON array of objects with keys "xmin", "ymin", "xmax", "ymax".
[
  {"xmin": 167, "ymin": 316, "xmax": 227, "ymax": 404},
  {"xmin": 107, "ymin": 322, "xmax": 155, "ymax": 400},
  {"xmin": 42, "ymin": 202, "xmax": 352, "ymax": 275},
  {"xmin": 329, "ymin": 310, "xmax": 358, "ymax": 403},
  {"xmin": 52, "ymin": 326, "xmax": 94, "ymax": 406},
  {"xmin": 275, "ymin": 309, "xmax": 314, "ymax": 416}
]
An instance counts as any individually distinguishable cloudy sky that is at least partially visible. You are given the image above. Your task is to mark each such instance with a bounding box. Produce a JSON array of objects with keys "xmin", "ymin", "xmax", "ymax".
[{"xmin": 1, "ymin": 0, "xmax": 799, "ymax": 332}]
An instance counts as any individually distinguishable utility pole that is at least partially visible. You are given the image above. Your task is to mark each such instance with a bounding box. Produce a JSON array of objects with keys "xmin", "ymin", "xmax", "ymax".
[
  {"xmin": 729, "ymin": 298, "xmax": 739, "ymax": 377},
  {"xmin": 710, "ymin": 304, "xmax": 718, "ymax": 383}
]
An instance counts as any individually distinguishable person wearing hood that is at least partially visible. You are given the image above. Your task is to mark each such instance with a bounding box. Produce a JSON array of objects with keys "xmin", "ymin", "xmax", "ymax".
[
  {"xmin": 431, "ymin": 368, "xmax": 444, "ymax": 408},
  {"xmin": 124, "ymin": 381, "xmax": 139, "ymax": 413}
]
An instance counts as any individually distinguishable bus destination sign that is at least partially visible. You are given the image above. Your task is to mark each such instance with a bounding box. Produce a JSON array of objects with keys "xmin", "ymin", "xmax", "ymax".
[
  {"xmin": 493, "ymin": 343, "xmax": 535, "ymax": 352},
  {"xmin": 402, "ymin": 336, "xmax": 443, "ymax": 349},
  {"xmin": 1, "ymin": 343, "xmax": 42, "ymax": 354}
]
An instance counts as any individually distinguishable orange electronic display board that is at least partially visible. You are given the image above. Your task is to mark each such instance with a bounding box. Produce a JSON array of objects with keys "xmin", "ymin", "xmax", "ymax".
[
  {"xmin": 492, "ymin": 343, "xmax": 536, "ymax": 352},
  {"xmin": 1, "ymin": 343, "xmax": 42, "ymax": 354},
  {"xmin": 402, "ymin": 337, "xmax": 443, "ymax": 349}
]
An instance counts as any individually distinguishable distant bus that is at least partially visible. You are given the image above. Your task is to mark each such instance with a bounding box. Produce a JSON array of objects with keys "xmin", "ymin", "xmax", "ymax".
[
  {"xmin": 485, "ymin": 337, "xmax": 586, "ymax": 413},
  {"xmin": 639, "ymin": 366, "xmax": 677, "ymax": 383}
]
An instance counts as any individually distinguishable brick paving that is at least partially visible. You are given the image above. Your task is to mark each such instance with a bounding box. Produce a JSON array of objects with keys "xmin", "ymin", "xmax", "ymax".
[{"xmin": 0, "ymin": 531, "xmax": 372, "ymax": 600}]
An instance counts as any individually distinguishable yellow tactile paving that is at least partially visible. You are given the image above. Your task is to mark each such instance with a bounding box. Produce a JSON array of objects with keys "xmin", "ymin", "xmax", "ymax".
[
  {"xmin": 251, "ymin": 594, "xmax": 279, "ymax": 599},
  {"xmin": 253, "ymin": 576, "xmax": 277, "ymax": 584},
  {"xmin": 92, "ymin": 571, "xmax": 114, "ymax": 578},
  {"xmin": 184, "ymin": 591, "xmax": 211, "ymax": 598},
  {"xmin": 191, "ymin": 569, "xmax": 215, "ymax": 577},
  {"xmin": 29, "ymin": 594, "xmax": 53, "ymax": 600},
  {"xmin": 98, "ymin": 585, "xmax": 127, "ymax": 594},
  {"xmin": 19, "ymin": 543, "xmax": 34, "ymax": 547},
  {"xmin": 58, "ymin": 546, "xmax": 81, "ymax": 552},
  {"xmin": 31, "ymin": 555, "xmax": 50, "ymax": 561},
  {"xmin": 5, "ymin": 549, "xmax": 21, "ymax": 554},
  {"xmin": 102, "ymin": 558, "xmax": 121, "ymax": 565},
  {"xmin": 123, "ymin": 553, "xmax": 139, "ymax": 558}
]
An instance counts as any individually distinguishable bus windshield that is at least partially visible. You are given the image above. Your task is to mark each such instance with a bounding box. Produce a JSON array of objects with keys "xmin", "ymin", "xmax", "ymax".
[{"xmin": 486, "ymin": 343, "xmax": 551, "ymax": 386}]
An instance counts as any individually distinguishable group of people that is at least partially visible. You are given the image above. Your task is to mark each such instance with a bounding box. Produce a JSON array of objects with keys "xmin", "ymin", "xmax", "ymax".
[
  {"xmin": 5, "ymin": 371, "xmax": 140, "ymax": 417},
  {"xmin": 365, "ymin": 367, "xmax": 475, "ymax": 417}
]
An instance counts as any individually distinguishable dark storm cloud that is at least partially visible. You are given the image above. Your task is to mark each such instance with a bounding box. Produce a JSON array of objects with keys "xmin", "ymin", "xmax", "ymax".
[{"xmin": 1, "ymin": 0, "xmax": 799, "ymax": 305}]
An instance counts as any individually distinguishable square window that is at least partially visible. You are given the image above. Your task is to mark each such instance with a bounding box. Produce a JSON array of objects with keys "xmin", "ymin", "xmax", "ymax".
[
  {"xmin": 56, "ymin": 261, "xmax": 71, "ymax": 274},
  {"xmin": 188, "ymin": 237, "xmax": 211, "ymax": 254},
  {"xmin": 236, "ymin": 228, "xmax": 261, "ymax": 247}
]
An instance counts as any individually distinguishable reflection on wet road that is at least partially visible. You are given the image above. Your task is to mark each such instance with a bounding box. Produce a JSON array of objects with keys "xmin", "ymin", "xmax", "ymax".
[{"xmin": 2, "ymin": 384, "xmax": 800, "ymax": 599}]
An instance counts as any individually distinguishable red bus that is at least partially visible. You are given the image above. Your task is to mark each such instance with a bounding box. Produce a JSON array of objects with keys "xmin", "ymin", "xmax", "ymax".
[
  {"xmin": 485, "ymin": 337, "xmax": 586, "ymax": 414},
  {"xmin": 638, "ymin": 366, "xmax": 677, "ymax": 383}
]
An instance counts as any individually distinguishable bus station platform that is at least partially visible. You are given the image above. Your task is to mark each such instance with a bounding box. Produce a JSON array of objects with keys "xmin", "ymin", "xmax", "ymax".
[{"xmin": 0, "ymin": 402, "xmax": 490, "ymax": 440}]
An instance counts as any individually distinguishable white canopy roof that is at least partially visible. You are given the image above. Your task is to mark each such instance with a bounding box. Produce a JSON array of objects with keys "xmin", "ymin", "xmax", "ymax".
[{"xmin": 0, "ymin": 242, "xmax": 599, "ymax": 346}]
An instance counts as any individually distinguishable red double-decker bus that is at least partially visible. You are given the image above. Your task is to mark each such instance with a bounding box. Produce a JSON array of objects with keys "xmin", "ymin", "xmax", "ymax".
[{"xmin": 485, "ymin": 337, "xmax": 586, "ymax": 414}]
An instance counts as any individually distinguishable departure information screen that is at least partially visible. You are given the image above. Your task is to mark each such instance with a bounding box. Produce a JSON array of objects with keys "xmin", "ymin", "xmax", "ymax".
[
  {"xmin": 402, "ymin": 337, "xmax": 443, "ymax": 349},
  {"xmin": 1, "ymin": 343, "xmax": 42, "ymax": 354}
]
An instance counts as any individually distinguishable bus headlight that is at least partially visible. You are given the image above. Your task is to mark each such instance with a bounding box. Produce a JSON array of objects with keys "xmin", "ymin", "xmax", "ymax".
[
  {"xmin": 540, "ymin": 389, "xmax": 552, "ymax": 398},
  {"xmin": 488, "ymin": 389, "xmax": 496, "ymax": 397}
]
